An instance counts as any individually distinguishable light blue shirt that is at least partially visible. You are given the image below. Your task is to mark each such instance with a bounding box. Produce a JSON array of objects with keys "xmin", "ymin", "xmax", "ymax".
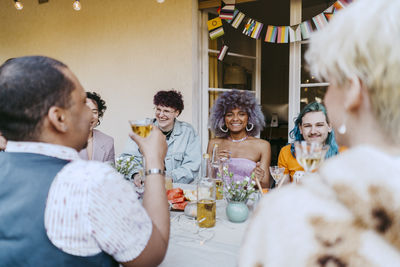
[{"xmin": 120, "ymin": 120, "xmax": 201, "ymax": 184}]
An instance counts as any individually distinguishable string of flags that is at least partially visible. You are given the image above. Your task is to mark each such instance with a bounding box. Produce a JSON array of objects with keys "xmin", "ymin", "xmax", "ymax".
[{"xmin": 208, "ymin": 0, "xmax": 353, "ymax": 61}]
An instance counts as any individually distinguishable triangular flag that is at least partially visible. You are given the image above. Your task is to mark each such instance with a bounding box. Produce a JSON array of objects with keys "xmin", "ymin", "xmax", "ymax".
[
  {"xmin": 323, "ymin": 5, "xmax": 336, "ymax": 21},
  {"xmin": 289, "ymin": 25, "xmax": 302, "ymax": 42}
]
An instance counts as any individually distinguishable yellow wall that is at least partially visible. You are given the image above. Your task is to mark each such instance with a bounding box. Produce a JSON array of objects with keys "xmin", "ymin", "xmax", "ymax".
[{"xmin": 0, "ymin": 0, "xmax": 199, "ymax": 155}]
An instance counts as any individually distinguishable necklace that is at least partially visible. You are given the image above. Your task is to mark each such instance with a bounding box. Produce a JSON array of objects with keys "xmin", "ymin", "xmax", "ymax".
[{"xmin": 230, "ymin": 135, "xmax": 248, "ymax": 143}]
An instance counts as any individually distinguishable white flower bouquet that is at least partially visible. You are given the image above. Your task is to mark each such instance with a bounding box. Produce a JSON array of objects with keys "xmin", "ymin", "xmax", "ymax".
[
  {"xmin": 113, "ymin": 155, "xmax": 140, "ymax": 178},
  {"xmin": 221, "ymin": 168, "xmax": 257, "ymax": 202}
]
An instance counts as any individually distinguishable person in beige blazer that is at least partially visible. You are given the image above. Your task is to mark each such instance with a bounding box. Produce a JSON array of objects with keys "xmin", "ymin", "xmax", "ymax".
[{"xmin": 79, "ymin": 92, "xmax": 115, "ymax": 163}]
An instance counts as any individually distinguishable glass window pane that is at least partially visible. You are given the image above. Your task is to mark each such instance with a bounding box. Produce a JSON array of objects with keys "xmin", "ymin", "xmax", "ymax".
[{"xmin": 300, "ymin": 86, "xmax": 328, "ymax": 110}]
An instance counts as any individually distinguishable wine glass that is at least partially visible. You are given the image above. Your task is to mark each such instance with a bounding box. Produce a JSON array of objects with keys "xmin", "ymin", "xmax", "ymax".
[
  {"xmin": 269, "ymin": 166, "xmax": 285, "ymax": 188},
  {"xmin": 294, "ymin": 141, "xmax": 329, "ymax": 173}
]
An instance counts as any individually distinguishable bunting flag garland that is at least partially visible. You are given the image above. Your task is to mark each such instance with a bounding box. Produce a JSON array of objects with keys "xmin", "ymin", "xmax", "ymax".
[
  {"xmin": 220, "ymin": 3, "xmax": 235, "ymax": 20},
  {"xmin": 231, "ymin": 11, "xmax": 245, "ymax": 29},
  {"xmin": 208, "ymin": 17, "xmax": 224, "ymax": 40},
  {"xmin": 218, "ymin": 45, "xmax": 229, "ymax": 61},
  {"xmin": 289, "ymin": 25, "xmax": 302, "ymax": 42},
  {"xmin": 312, "ymin": 13, "xmax": 328, "ymax": 31},
  {"xmin": 300, "ymin": 20, "xmax": 313, "ymax": 40},
  {"xmin": 276, "ymin": 26, "xmax": 289, "ymax": 43},
  {"xmin": 265, "ymin": 25, "xmax": 277, "ymax": 43},
  {"xmin": 208, "ymin": 0, "xmax": 353, "ymax": 42}
]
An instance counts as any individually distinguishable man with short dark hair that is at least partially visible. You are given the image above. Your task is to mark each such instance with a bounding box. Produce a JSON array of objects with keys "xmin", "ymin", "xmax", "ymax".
[{"xmin": 0, "ymin": 56, "xmax": 169, "ymax": 267}]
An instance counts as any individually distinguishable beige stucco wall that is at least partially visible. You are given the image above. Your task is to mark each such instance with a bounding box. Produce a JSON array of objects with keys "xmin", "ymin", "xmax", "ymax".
[{"xmin": 0, "ymin": 0, "xmax": 199, "ymax": 155}]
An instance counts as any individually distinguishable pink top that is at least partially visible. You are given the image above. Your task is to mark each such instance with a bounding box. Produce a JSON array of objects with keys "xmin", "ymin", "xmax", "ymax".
[{"xmin": 228, "ymin": 158, "xmax": 256, "ymax": 181}]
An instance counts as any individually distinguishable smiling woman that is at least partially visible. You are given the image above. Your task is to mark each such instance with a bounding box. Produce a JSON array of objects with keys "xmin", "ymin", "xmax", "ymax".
[
  {"xmin": 120, "ymin": 90, "xmax": 201, "ymax": 185},
  {"xmin": 78, "ymin": 91, "xmax": 115, "ymax": 163},
  {"xmin": 207, "ymin": 90, "xmax": 271, "ymax": 188}
]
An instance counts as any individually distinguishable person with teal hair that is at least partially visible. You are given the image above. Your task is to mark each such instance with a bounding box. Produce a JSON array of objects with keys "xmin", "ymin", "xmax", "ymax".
[{"xmin": 278, "ymin": 101, "xmax": 340, "ymax": 180}]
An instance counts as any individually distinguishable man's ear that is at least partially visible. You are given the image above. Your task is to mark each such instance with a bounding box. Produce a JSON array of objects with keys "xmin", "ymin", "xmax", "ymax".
[
  {"xmin": 327, "ymin": 122, "xmax": 332, "ymax": 133},
  {"xmin": 48, "ymin": 106, "xmax": 68, "ymax": 133}
]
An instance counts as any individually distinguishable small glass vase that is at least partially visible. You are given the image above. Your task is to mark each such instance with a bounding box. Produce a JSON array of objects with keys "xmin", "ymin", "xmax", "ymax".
[{"xmin": 226, "ymin": 200, "xmax": 249, "ymax": 223}]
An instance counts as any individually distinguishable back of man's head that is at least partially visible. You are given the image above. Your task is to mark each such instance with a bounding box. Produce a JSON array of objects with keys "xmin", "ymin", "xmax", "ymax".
[{"xmin": 0, "ymin": 56, "xmax": 74, "ymax": 141}]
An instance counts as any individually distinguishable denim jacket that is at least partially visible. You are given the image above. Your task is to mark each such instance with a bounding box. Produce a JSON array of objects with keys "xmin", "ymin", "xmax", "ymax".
[{"xmin": 120, "ymin": 120, "xmax": 201, "ymax": 184}]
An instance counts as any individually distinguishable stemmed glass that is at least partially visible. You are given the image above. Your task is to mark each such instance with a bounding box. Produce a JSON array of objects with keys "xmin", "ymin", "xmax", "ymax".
[
  {"xmin": 294, "ymin": 141, "xmax": 329, "ymax": 174},
  {"xmin": 269, "ymin": 166, "xmax": 285, "ymax": 188}
]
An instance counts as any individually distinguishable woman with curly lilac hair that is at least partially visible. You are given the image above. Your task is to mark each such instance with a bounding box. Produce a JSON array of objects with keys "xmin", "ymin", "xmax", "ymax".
[{"xmin": 207, "ymin": 90, "xmax": 271, "ymax": 188}]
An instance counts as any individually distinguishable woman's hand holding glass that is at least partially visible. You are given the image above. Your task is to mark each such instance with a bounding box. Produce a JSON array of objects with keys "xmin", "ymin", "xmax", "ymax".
[
  {"xmin": 252, "ymin": 162, "xmax": 265, "ymax": 183},
  {"xmin": 218, "ymin": 149, "xmax": 231, "ymax": 162}
]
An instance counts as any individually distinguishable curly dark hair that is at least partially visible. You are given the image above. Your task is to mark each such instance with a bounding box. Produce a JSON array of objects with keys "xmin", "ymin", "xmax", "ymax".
[
  {"xmin": 153, "ymin": 90, "xmax": 184, "ymax": 115},
  {"xmin": 210, "ymin": 90, "xmax": 265, "ymax": 137},
  {"xmin": 86, "ymin": 92, "xmax": 107, "ymax": 123}
]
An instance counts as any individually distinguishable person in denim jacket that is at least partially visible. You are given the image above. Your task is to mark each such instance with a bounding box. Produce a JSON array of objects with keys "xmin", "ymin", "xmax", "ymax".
[{"xmin": 121, "ymin": 90, "xmax": 201, "ymax": 184}]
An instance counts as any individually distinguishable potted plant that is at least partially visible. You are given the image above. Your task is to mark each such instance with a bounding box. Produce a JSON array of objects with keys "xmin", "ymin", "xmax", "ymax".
[{"xmin": 222, "ymin": 169, "xmax": 257, "ymax": 223}]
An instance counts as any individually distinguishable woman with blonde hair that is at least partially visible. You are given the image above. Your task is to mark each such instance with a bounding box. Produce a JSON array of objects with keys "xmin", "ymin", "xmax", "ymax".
[{"xmin": 240, "ymin": 0, "xmax": 400, "ymax": 266}]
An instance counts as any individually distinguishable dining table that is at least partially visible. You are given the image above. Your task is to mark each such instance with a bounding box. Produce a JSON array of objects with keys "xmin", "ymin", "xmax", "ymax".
[{"xmin": 159, "ymin": 183, "xmax": 252, "ymax": 267}]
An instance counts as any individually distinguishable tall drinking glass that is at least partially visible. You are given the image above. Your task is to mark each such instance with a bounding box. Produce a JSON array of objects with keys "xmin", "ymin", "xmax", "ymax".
[
  {"xmin": 197, "ymin": 178, "xmax": 216, "ymax": 228},
  {"xmin": 294, "ymin": 141, "xmax": 329, "ymax": 173}
]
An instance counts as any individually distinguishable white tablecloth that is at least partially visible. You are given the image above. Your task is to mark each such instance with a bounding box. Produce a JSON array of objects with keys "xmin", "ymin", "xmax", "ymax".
[{"xmin": 159, "ymin": 184, "xmax": 249, "ymax": 267}]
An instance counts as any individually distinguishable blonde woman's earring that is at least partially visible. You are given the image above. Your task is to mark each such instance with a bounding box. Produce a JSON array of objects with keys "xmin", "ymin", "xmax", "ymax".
[{"xmin": 338, "ymin": 123, "xmax": 346, "ymax": 134}]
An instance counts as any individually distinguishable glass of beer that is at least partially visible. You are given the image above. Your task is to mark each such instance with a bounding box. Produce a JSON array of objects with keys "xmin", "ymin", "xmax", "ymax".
[
  {"xmin": 197, "ymin": 178, "xmax": 216, "ymax": 228},
  {"xmin": 165, "ymin": 172, "xmax": 173, "ymax": 191},
  {"xmin": 129, "ymin": 118, "xmax": 153, "ymax": 137}
]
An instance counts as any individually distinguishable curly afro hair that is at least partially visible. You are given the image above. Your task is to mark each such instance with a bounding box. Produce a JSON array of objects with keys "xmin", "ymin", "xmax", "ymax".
[
  {"xmin": 153, "ymin": 90, "xmax": 184, "ymax": 115},
  {"xmin": 210, "ymin": 90, "xmax": 265, "ymax": 137},
  {"xmin": 86, "ymin": 91, "xmax": 107, "ymax": 124}
]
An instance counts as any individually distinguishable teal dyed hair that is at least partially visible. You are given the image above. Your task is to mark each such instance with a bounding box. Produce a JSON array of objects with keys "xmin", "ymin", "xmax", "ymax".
[{"xmin": 289, "ymin": 102, "xmax": 339, "ymax": 158}]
